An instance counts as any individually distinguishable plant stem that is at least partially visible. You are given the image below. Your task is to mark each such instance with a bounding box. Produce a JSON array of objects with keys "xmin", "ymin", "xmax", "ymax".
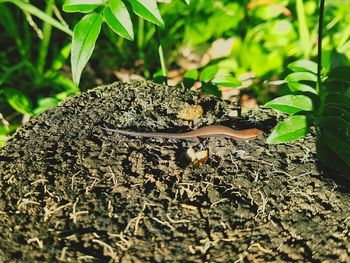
[
  {"xmin": 137, "ymin": 17, "xmax": 144, "ymax": 50},
  {"xmin": 156, "ymin": 26, "xmax": 167, "ymax": 82},
  {"xmin": 317, "ymin": 0, "xmax": 325, "ymax": 93},
  {"xmin": 137, "ymin": 17, "xmax": 151, "ymax": 78},
  {"xmin": 296, "ymin": 0, "xmax": 311, "ymax": 59},
  {"xmin": 37, "ymin": 0, "xmax": 54, "ymax": 77}
]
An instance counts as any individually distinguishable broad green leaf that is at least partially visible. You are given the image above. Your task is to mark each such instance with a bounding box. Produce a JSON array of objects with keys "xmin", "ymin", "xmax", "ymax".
[
  {"xmin": 285, "ymin": 72, "xmax": 317, "ymax": 83},
  {"xmin": 328, "ymin": 66, "xmax": 350, "ymax": 82},
  {"xmin": 3, "ymin": 88, "xmax": 32, "ymax": 115},
  {"xmin": 63, "ymin": 0, "xmax": 104, "ymax": 13},
  {"xmin": 153, "ymin": 69, "xmax": 164, "ymax": 78},
  {"xmin": 71, "ymin": 12, "xmax": 103, "ymax": 85},
  {"xmin": 200, "ymin": 65, "xmax": 219, "ymax": 82},
  {"xmin": 325, "ymin": 93, "xmax": 350, "ymax": 111},
  {"xmin": 128, "ymin": 0, "xmax": 164, "ymax": 27},
  {"xmin": 288, "ymin": 60, "xmax": 318, "ymax": 74},
  {"xmin": 152, "ymin": 69, "xmax": 167, "ymax": 84},
  {"xmin": 183, "ymin": 69, "xmax": 198, "ymax": 88},
  {"xmin": 319, "ymin": 134, "xmax": 350, "ymax": 166},
  {"xmin": 323, "ymin": 105, "xmax": 350, "ymax": 123},
  {"xmin": 267, "ymin": 115, "xmax": 309, "ymax": 144},
  {"xmin": 104, "ymin": 0, "xmax": 134, "ymax": 40},
  {"xmin": 184, "ymin": 69, "xmax": 198, "ymax": 80},
  {"xmin": 325, "ymin": 80, "xmax": 348, "ymax": 93},
  {"xmin": 287, "ymin": 82, "xmax": 317, "ymax": 94},
  {"xmin": 316, "ymin": 138, "xmax": 350, "ymax": 176},
  {"xmin": 265, "ymin": 95, "xmax": 313, "ymax": 114},
  {"xmin": 320, "ymin": 116, "xmax": 350, "ymax": 144},
  {"xmin": 183, "ymin": 0, "xmax": 191, "ymax": 4},
  {"xmin": 201, "ymin": 83, "xmax": 222, "ymax": 98},
  {"xmin": 212, "ymin": 76, "xmax": 240, "ymax": 88}
]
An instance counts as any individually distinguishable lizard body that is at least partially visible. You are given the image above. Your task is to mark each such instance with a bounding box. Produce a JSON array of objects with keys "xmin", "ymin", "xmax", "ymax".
[{"xmin": 103, "ymin": 125, "xmax": 263, "ymax": 141}]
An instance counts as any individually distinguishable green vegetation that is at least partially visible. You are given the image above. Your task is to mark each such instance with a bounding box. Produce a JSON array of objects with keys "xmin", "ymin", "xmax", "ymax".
[
  {"xmin": 266, "ymin": 60, "xmax": 350, "ymax": 175},
  {"xmin": 265, "ymin": 0, "xmax": 350, "ymax": 174},
  {"xmin": 0, "ymin": 0, "xmax": 349, "ymax": 173}
]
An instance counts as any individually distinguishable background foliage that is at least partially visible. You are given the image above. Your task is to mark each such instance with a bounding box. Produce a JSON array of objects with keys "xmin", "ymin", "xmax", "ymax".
[{"xmin": 0, "ymin": 0, "xmax": 349, "ymax": 173}]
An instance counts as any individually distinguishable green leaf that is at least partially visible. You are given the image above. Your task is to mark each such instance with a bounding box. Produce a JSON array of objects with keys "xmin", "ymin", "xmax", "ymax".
[
  {"xmin": 317, "ymin": 137, "xmax": 350, "ymax": 176},
  {"xmin": 33, "ymin": 97, "xmax": 59, "ymax": 115},
  {"xmin": 50, "ymin": 74, "xmax": 79, "ymax": 93},
  {"xmin": 55, "ymin": 91, "xmax": 72, "ymax": 101},
  {"xmin": 319, "ymin": 134, "xmax": 350, "ymax": 167},
  {"xmin": 200, "ymin": 65, "xmax": 219, "ymax": 82},
  {"xmin": 128, "ymin": 0, "xmax": 164, "ymax": 27},
  {"xmin": 267, "ymin": 115, "xmax": 309, "ymax": 144},
  {"xmin": 104, "ymin": 0, "xmax": 134, "ymax": 40},
  {"xmin": 325, "ymin": 93, "xmax": 350, "ymax": 111},
  {"xmin": 201, "ymin": 83, "xmax": 222, "ymax": 98},
  {"xmin": 184, "ymin": 69, "xmax": 198, "ymax": 80},
  {"xmin": 285, "ymin": 72, "xmax": 317, "ymax": 83},
  {"xmin": 51, "ymin": 42, "xmax": 72, "ymax": 71},
  {"xmin": 288, "ymin": 60, "xmax": 318, "ymax": 74},
  {"xmin": 63, "ymin": 0, "xmax": 104, "ymax": 13},
  {"xmin": 152, "ymin": 69, "xmax": 167, "ymax": 84},
  {"xmin": 0, "ymin": 4, "xmax": 22, "ymax": 49},
  {"xmin": 3, "ymin": 0, "xmax": 72, "ymax": 36},
  {"xmin": 325, "ymin": 80, "xmax": 348, "ymax": 93},
  {"xmin": 71, "ymin": 12, "xmax": 103, "ymax": 85},
  {"xmin": 253, "ymin": 5, "xmax": 285, "ymax": 20},
  {"xmin": 0, "ymin": 124, "xmax": 16, "ymax": 134},
  {"xmin": 320, "ymin": 116, "xmax": 350, "ymax": 144},
  {"xmin": 287, "ymin": 82, "xmax": 317, "ymax": 94},
  {"xmin": 38, "ymin": 97, "xmax": 59, "ymax": 107},
  {"xmin": 265, "ymin": 95, "xmax": 313, "ymax": 114},
  {"xmin": 323, "ymin": 105, "xmax": 350, "ymax": 123},
  {"xmin": 3, "ymin": 88, "xmax": 32, "ymax": 115},
  {"xmin": 183, "ymin": 0, "xmax": 191, "ymax": 4},
  {"xmin": 0, "ymin": 136, "xmax": 8, "ymax": 147},
  {"xmin": 0, "ymin": 126, "xmax": 8, "ymax": 136},
  {"xmin": 183, "ymin": 69, "xmax": 198, "ymax": 88},
  {"xmin": 212, "ymin": 76, "xmax": 240, "ymax": 88},
  {"xmin": 328, "ymin": 66, "xmax": 350, "ymax": 82}
]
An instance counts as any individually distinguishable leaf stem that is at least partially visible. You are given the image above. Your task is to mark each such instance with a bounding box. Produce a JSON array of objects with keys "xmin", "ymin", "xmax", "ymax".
[
  {"xmin": 156, "ymin": 26, "xmax": 167, "ymax": 82},
  {"xmin": 36, "ymin": 0, "xmax": 54, "ymax": 77},
  {"xmin": 317, "ymin": 0, "xmax": 325, "ymax": 93},
  {"xmin": 137, "ymin": 17, "xmax": 144, "ymax": 49}
]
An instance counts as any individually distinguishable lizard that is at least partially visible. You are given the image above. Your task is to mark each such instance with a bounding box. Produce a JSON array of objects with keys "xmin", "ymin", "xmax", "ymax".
[{"xmin": 102, "ymin": 125, "xmax": 263, "ymax": 141}]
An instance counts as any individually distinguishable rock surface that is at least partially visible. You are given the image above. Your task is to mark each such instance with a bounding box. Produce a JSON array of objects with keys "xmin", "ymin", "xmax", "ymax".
[{"xmin": 0, "ymin": 81, "xmax": 349, "ymax": 262}]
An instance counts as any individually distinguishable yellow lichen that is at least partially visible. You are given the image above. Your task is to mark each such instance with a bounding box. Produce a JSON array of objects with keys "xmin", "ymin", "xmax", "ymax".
[{"xmin": 177, "ymin": 104, "xmax": 203, "ymax": 120}]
